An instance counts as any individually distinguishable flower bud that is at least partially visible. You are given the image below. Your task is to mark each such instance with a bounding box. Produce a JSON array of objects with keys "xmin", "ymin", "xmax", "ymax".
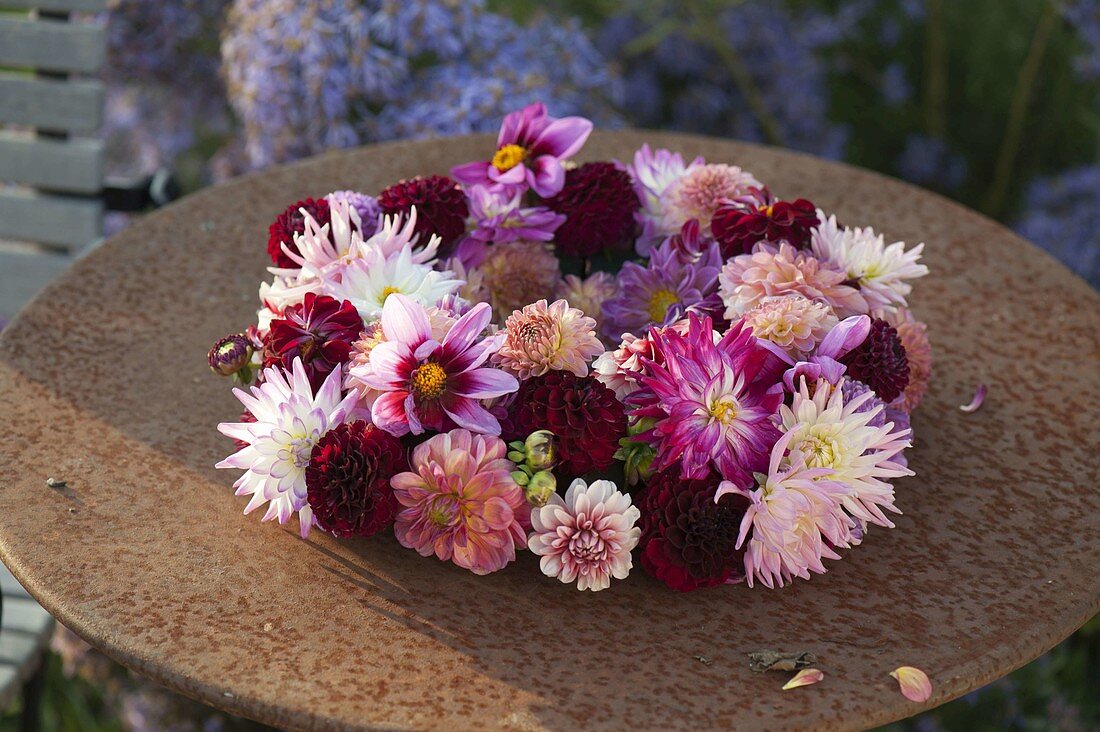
[
  {"xmin": 208, "ymin": 334, "xmax": 253, "ymax": 378},
  {"xmin": 524, "ymin": 430, "xmax": 557, "ymax": 471},
  {"xmin": 614, "ymin": 419, "xmax": 657, "ymax": 486},
  {"xmin": 524, "ymin": 470, "xmax": 557, "ymax": 507}
]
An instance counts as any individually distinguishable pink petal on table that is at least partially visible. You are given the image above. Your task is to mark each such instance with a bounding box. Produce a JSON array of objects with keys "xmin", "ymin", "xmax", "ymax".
[
  {"xmin": 781, "ymin": 668, "xmax": 824, "ymax": 690},
  {"xmin": 960, "ymin": 383, "xmax": 988, "ymax": 413},
  {"xmin": 890, "ymin": 666, "xmax": 932, "ymax": 702}
]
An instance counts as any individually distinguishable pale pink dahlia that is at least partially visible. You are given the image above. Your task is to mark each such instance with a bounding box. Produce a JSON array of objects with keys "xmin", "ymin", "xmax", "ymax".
[
  {"xmin": 554, "ymin": 272, "xmax": 617, "ymax": 324},
  {"xmin": 391, "ymin": 429, "xmax": 528, "ymax": 575},
  {"xmin": 882, "ymin": 307, "xmax": 932, "ymax": 412},
  {"xmin": 492, "ymin": 299, "xmax": 604, "ymax": 380},
  {"xmin": 719, "ymin": 241, "xmax": 869, "ymax": 319},
  {"xmin": 660, "ymin": 163, "xmax": 762, "ymax": 236},
  {"xmin": 528, "ymin": 478, "xmax": 641, "ymax": 592},
  {"xmin": 720, "ymin": 430, "xmax": 855, "ymax": 589},
  {"xmin": 477, "ymin": 239, "xmax": 562, "ymax": 320},
  {"xmin": 742, "ymin": 294, "xmax": 839, "ymax": 358}
]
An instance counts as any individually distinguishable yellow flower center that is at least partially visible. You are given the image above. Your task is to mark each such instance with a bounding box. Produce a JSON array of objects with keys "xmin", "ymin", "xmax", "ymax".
[
  {"xmin": 709, "ymin": 397, "xmax": 739, "ymax": 425},
  {"xmin": 492, "ymin": 144, "xmax": 528, "ymax": 172},
  {"xmin": 380, "ymin": 285, "xmax": 401, "ymax": 300},
  {"xmin": 647, "ymin": 288, "xmax": 679, "ymax": 323},
  {"xmin": 411, "ymin": 361, "xmax": 448, "ymax": 400},
  {"xmin": 801, "ymin": 432, "xmax": 840, "ymax": 469},
  {"xmin": 759, "ymin": 204, "xmax": 775, "ymax": 217}
]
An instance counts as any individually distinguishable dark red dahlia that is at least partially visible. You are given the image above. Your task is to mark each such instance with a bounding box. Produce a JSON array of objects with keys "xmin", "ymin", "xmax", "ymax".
[
  {"xmin": 262, "ymin": 293, "xmax": 364, "ymax": 392},
  {"xmin": 712, "ymin": 187, "xmax": 819, "ymax": 257},
  {"xmin": 306, "ymin": 421, "xmax": 405, "ymax": 538},
  {"xmin": 510, "ymin": 371, "xmax": 626, "ymax": 477},
  {"xmin": 545, "ymin": 161, "xmax": 641, "ymax": 258},
  {"xmin": 638, "ymin": 467, "xmax": 751, "ymax": 592},
  {"xmin": 267, "ymin": 197, "xmax": 331, "ymax": 268},
  {"xmin": 839, "ymin": 317, "xmax": 910, "ymax": 403},
  {"xmin": 377, "ymin": 175, "xmax": 469, "ymax": 247}
]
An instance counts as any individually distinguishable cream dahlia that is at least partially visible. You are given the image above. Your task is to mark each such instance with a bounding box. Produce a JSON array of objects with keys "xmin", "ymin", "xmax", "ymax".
[
  {"xmin": 742, "ymin": 294, "xmax": 839, "ymax": 358},
  {"xmin": 811, "ymin": 213, "xmax": 928, "ymax": 313},
  {"xmin": 324, "ymin": 245, "xmax": 462, "ymax": 320},
  {"xmin": 390, "ymin": 429, "xmax": 528, "ymax": 575},
  {"xmin": 719, "ymin": 241, "xmax": 868, "ymax": 319},
  {"xmin": 528, "ymin": 478, "xmax": 641, "ymax": 592},
  {"xmin": 493, "ymin": 299, "xmax": 604, "ymax": 380},
  {"xmin": 554, "ymin": 272, "xmax": 618, "ymax": 324},
  {"xmin": 477, "ymin": 239, "xmax": 562, "ymax": 320},
  {"xmin": 660, "ymin": 163, "xmax": 761, "ymax": 235},
  {"xmin": 216, "ymin": 358, "xmax": 358, "ymax": 537}
]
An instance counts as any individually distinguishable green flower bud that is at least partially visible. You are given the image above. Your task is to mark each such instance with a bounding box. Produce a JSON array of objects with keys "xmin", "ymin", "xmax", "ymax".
[
  {"xmin": 524, "ymin": 430, "xmax": 557, "ymax": 471},
  {"xmin": 524, "ymin": 470, "xmax": 557, "ymax": 507}
]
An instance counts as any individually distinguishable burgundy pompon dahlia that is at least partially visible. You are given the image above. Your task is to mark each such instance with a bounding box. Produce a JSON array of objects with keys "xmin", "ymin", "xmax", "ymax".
[
  {"xmin": 510, "ymin": 371, "xmax": 626, "ymax": 477},
  {"xmin": 839, "ymin": 317, "xmax": 910, "ymax": 403},
  {"xmin": 712, "ymin": 187, "xmax": 820, "ymax": 257},
  {"xmin": 638, "ymin": 467, "xmax": 752, "ymax": 592},
  {"xmin": 267, "ymin": 197, "xmax": 331, "ymax": 269},
  {"xmin": 377, "ymin": 175, "xmax": 469, "ymax": 247},
  {"xmin": 545, "ymin": 161, "xmax": 641, "ymax": 258},
  {"xmin": 262, "ymin": 293, "xmax": 364, "ymax": 392},
  {"xmin": 305, "ymin": 421, "xmax": 405, "ymax": 538}
]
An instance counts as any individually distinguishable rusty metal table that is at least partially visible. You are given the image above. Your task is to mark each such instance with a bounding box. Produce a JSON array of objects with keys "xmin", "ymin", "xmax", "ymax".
[{"xmin": 0, "ymin": 132, "xmax": 1097, "ymax": 731}]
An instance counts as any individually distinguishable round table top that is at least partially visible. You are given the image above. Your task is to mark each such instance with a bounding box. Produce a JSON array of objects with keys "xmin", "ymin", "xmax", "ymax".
[{"xmin": 1, "ymin": 131, "xmax": 1097, "ymax": 732}]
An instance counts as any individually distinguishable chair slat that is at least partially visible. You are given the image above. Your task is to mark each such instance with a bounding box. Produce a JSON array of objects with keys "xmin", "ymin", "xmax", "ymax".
[
  {"xmin": 0, "ymin": 191, "xmax": 101, "ymax": 249},
  {"xmin": 0, "ymin": 16, "xmax": 107, "ymax": 74},
  {"xmin": 0, "ymin": 134, "xmax": 104, "ymax": 193},
  {"xmin": 0, "ymin": 73, "xmax": 103, "ymax": 133},
  {"xmin": 0, "ymin": 246, "xmax": 71, "ymax": 319},
  {"xmin": 0, "ymin": 0, "xmax": 107, "ymax": 11}
]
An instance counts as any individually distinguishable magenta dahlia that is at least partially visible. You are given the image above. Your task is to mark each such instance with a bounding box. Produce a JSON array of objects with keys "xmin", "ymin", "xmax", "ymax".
[
  {"xmin": 638, "ymin": 467, "xmax": 752, "ymax": 592},
  {"xmin": 262, "ymin": 293, "xmax": 364, "ymax": 392},
  {"xmin": 305, "ymin": 421, "xmax": 405, "ymax": 538},
  {"xmin": 839, "ymin": 317, "xmax": 910, "ymax": 403},
  {"xmin": 511, "ymin": 371, "xmax": 626, "ymax": 477},
  {"xmin": 712, "ymin": 187, "xmax": 820, "ymax": 257},
  {"xmin": 267, "ymin": 197, "xmax": 331, "ymax": 269},
  {"xmin": 628, "ymin": 314, "xmax": 784, "ymax": 483},
  {"xmin": 377, "ymin": 175, "xmax": 469, "ymax": 247},
  {"xmin": 544, "ymin": 161, "xmax": 641, "ymax": 258}
]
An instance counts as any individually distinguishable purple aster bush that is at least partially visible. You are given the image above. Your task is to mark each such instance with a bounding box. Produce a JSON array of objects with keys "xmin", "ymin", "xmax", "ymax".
[{"xmin": 1015, "ymin": 165, "xmax": 1100, "ymax": 288}]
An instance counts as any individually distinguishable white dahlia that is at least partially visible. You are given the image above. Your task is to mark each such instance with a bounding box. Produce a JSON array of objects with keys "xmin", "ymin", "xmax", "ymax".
[
  {"xmin": 810, "ymin": 212, "xmax": 929, "ymax": 313},
  {"xmin": 216, "ymin": 358, "xmax": 358, "ymax": 537},
  {"xmin": 324, "ymin": 244, "xmax": 462, "ymax": 320}
]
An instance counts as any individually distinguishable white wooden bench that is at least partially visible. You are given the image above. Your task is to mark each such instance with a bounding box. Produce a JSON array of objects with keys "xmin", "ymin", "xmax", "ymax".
[{"xmin": 0, "ymin": 0, "xmax": 108, "ymax": 323}]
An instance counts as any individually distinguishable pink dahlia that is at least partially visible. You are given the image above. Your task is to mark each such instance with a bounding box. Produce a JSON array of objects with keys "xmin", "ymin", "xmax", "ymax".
[
  {"xmin": 528, "ymin": 478, "xmax": 641, "ymax": 592},
  {"xmin": 477, "ymin": 239, "xmax": 562, "ymax": 320},
  {"xmin": 742, "ymin": 294, "xmax": 838, "ymax": 359},
  {"xmin": 882, "ymin": 307, "xmax": 932, "ymax": 412},
  {"xmin": 492, "ymin": 299, "xmax": 604, "ymax": 380},
  {"xmin": 345, "ymin": 294, "xmax": 518, "ymax": 437},
  {"xmin": 391, "ymin": 429, "xmax": 528, "ymax": 575},
  {"xmin": 628, "ymin": 314, "xmax": 785, "ymax": 483},
  {"xmin": 451, "ymin": 103, "xmax": 593, "ymax": 198},
  {"xmin": 659, "ymin": 163, "xmax": 761, "ymax": 236},
  {"xmin": 627, "ymin": 144, "xmax": 705, "ymax": 253},
  {"xmin": 719, "ymin": 241, "xmax": 869, "ymax": 319}
]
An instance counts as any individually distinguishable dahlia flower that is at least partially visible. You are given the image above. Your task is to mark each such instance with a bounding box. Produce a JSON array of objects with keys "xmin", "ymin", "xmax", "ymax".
[
  {"xmin": 723, "ymin": 430, "xmax": 855, "ymax": 589},
  {"xmin": 659, "ymin": 162, "xmax": 762, "ymax": 236},
  {"xmin": 216, "ymin": 358, "xmax": 358, "ymax": 537},
  {"xmin": 545, "ymin": 161, "xmax": 641, "ymax": 257},
  {"xmin": 718, "ymin": 241, "xmax": 868, "ymax": 319},
  {"xmin": 628, "ymin": 314, "xmax": 784, "ymax": 483},
  {"xmin": 327, "ymin": 190, "xmax": 380, "ymax": 234},
  {"xmin": 465, "ymin": 186, "xmax": 565, "ymax": 244},
  {"xmin": 345, "ymin": 294, "xmax": 518, "ymax": 437},
  {"xmin": 477, "ymin": 239, "xmax": 562, "ymax": 320},
  {"xmin": 262, "ymin": 293, "xmax": 363, "ymax": 392},
  {"xmin": 601, "ymin": 237, "xmax": 723, "ymax": 341},
  {"xmin": 390, "ymin": 429, "xmax": 528, "ymax": 575},
  {"xmin": 268, "ymin": 197, "xmax": 330, "ymax": 268},
  {"xmin": 554, "ymin": 272, "xmax": 617, "ymax": 324},
  {"xmin": 838, "ymin": 317, "xmax": 911, "ymax": 404},
  {"xmin": 712, "ymin": 187, "xmax": 820, "ymax": 256},
  {"xmin": 451, "ymin": 102, "xmax": 593, "ymax": 198},
  {"xmin": 627, "ymin": 144, "xmax": 703, "ymax": 253},
  {"xmin": 811, "ymin": 213, "xmax": 928, "ymax": 312},
  {"xmin": 769, "ymin": 314, "xmax": 871, "ymax": 392},
  {"xmin": 493, "ymin": 299, "xmax": 604, "ymax": 380},
  {"xmin": 638, "ymin": 467, "xmax": 752, "ymax": 592},
  {"xmin": 779, "ymin": 378, "xmax": 912, "ymax": 528},
  {"xmin": 882, "ymin": 307, "xmax": 931, "ymax": 412},
  {"xmin": 528, "ymin": 478, "xmax": 641, "ymax": 592},
  {"xmin": 378, "ymin": 175, "xmax": 468, "ymax": 246},
  {"xmin": 742, "ymin": 295, "xmax": 838, "ymax": 359},
  {"xmin": 592, "ymin": 319, "xmax": 698, "ymax": 400},
  {"xmin": 323, "ymin": 245, "xmax": 462, "ymax": 321}
]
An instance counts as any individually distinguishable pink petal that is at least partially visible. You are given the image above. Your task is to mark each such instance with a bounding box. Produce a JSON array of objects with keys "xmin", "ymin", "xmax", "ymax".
[
  {"xmin": 531, "ymin": 116, "xmax": 593, "ymax": 158},
  {"xmin": 960, "ymin": 384, "xmax": 987, "ymax": 413},
  {"xmin": 449, "ymin": 367, "xmax": 519, "ymax": 399},
  {"xmin": 890, "ymin": 666, "xmax": 932, "ymax": 702},
  {"xmin": 441, "ymin": 301, "xmax": 493, "ymax": 356},
  {"xmin": 443, "ymin": 398, "xmax": 501, "ymax": 436},
  {"xmin": 450, "ymin": 160, "xmax": 492, "ymax": 186},
  {"xmin": 782, "ymin": 668, "xmax": 824, "ymax": 691},
  {"xmin": 381, "ymin": 293, "xmax": 431, "ymax": 345},
  {"xmin": 371, "ymin": 391, "xmax": 411, "ymax": 436},
  {"xmin": 818, "ymin": 315, "xmax": 870, "ymax": 359},
  {"xmin": 529, "ymin": 155, "xmax": 565, "ymax": 198}
]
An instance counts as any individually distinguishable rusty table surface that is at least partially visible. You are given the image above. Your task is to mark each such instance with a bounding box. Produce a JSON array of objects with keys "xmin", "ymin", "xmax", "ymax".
[{"xmin": 0, "ymin": 132, "xmax": 1097, "ymax": 731}]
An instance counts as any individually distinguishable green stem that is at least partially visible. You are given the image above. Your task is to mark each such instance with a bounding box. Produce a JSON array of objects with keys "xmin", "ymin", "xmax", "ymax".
[{"xmin": 981, "ymin": 0, "xmax": 1059, "ymax": 217}]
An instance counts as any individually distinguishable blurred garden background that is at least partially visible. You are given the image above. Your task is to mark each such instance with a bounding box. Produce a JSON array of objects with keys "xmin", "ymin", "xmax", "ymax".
[{"xmin": 1, "ymin": 0, "xmax": 1096, "ymax": 729}]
